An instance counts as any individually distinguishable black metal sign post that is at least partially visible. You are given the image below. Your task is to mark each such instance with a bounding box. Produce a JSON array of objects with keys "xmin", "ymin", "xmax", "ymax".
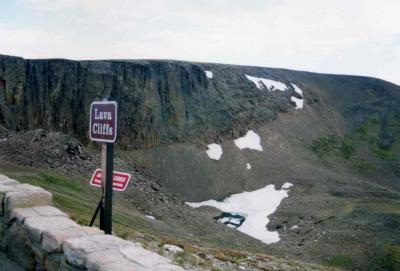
[
  {"xmin": 88, "ymin": 99, "xmax": 118, "ymax": 235},
  {"xmin": 101, "ymin": 142, "xmax": 114, "ymax": 234}
]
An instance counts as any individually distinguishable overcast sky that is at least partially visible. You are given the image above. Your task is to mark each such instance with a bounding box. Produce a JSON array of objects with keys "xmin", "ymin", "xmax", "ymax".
[{"xmin": 1, "ymin": 0, "xmax": 399, "ymax": 85}]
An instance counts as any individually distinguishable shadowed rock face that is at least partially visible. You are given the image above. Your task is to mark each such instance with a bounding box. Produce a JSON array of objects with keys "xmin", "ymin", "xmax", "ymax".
[
  {"xmin": 0, "ymin": 55, "xmax": 299, "ymax": 148},
  {"xmin": 2, "ymin": 54, "xmax": 399, "ymax": 150}
]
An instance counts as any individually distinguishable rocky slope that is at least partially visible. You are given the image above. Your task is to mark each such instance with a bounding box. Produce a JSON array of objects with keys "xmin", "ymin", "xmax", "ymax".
[{"xmin": 1, "ymin": 54, "xmax": 400, "ymax": 270}]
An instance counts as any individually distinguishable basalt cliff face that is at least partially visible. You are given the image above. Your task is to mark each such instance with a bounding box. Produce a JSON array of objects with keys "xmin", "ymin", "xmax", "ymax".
[{"xmin": 0, "ymin": 54, "xmax": 301, "ymax": 148}]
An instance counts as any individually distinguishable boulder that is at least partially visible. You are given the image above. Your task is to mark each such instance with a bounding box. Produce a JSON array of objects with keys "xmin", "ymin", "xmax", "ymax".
[{"xmin": 162, "ymin": 244, "xmax": 184, "ymax": 253}]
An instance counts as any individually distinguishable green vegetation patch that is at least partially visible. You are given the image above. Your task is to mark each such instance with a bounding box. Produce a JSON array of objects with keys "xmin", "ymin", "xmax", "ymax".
[
  {"xmin": 369, "ymin": 245, "xmax": 400, "ymax": 271},
  {"xmin": 310, "ymin": 109, "xmax": 400, "ymax": 173},
  {"xmin": 341, "ymin": 199, "xmax": 400, "ymax": 217},
  {"xmin": 310, "ymin": 134, "xmax": 355, "ymax": 160},
  {"xmin": 327, "ymin": 254, "xmax": 353, "ymax": 268}
]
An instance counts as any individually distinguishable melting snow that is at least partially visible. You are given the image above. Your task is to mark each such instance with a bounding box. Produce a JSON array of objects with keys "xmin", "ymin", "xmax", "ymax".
[
  {"xmin": 206, "ymin": 143, "xmax": 223, "ymax": 160},
  {"xmin": 290, "ymin": 83, "xmax": 304, "ymax": 109},
  {"xmin": 291, "ymin": 83, "xmax": 303, "ymax": 96},
  {"xmin": 245, "ymin": 75, "xmax": 288, "ymax": 91},
  {"xmin": 246, "ymin": 163, "xmax": 251, "ymax": 170},
  {"xmin": 234, "ymin": 130, "xmax": 263, "ymax": 151},
  {"xmin": 186, "ymin": 182, "xmax": 294, "ymax": 244},
  {"xmin": 281, "ymin": 183, "xmax": 293, "ymax": 189},
  {"xmin": 205, "ymin": 70, "xmax": 213, "ymax": 79},
  {"xmin": 291, "ymin": 96, "xmax": 304, "ymax": 109}
]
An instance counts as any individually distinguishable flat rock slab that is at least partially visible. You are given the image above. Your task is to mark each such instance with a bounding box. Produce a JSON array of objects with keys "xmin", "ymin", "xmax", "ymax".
[
  {"xmin": 23, "ymin": 216, "xmax": 85, "ymax": 252},
  {"xmin": 120, "ymin": 245, "xmax": 173, "ymax": 268},
  {"xmin": 63, "ymin": 235, "xmax": 133, "ymax": 267},
  {"xmin": 0, "ymin": 174, "xmax": 12, "ymax": 182},
  {"xmin": 64, "ymin": 234, "xmax": 185, "ymax": 270},
  {"xmin": 0, "ymin": 183, "xmax": 50, "ymax": 217},
  {"xmin": 4, "ymin": 188, "xmax": 52, "ymax": 218},
  {"xmin": 10, "ymin": 205, "xmax": 68, "ymax": 223},
  {"xmin": 85, "ymin": 249, "xmax": 147, "ymax": 271},
  {"xmin": 92, "ymin": 261, "xmax": 147, "ymax": 271},
  {"xmin": 0, "ymin": 178, "xmax": 19, "ymax": 186},
  {"xmin": 81, "ymin": 226, "xmax": 104, "ymax": 236}
]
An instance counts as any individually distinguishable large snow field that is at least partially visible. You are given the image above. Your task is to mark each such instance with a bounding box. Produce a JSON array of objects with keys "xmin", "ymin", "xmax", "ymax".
[{"xmin": 186, "ymin": 183, "xmax": 293, "ymax": 244}]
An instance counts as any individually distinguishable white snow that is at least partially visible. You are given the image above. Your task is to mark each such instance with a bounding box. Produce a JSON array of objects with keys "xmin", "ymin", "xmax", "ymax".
[
  {"xmin": 234, "ymin": 130, "xmax": 263, "ymax": 151},
  {"xmin": 205, "ymin": 70, "xmax": 213, "ymax": 79},
  {"xmin": 281, "ymin": 182, "xmax": 293, "ymax": 190},
  {"xmin": 206, "ymin": 143, "xmax": 223, "ymax": 160},
  {"xmin": 0, "ymin": 138, "xmax": 7, "ymax": 142},
  {"xmin": 246, "ymin": 163, "xmax": 251, "ymax": 170},
  {"xmin": 291, "ymin": 96, "xmax": 304, "ymax": 109},
  {"xmin": 290, "ymin": 225, "xmax": 299, "ymax": 230},
  {"xmin": 145, "ymin": 215, "xmax": 156, "ymax": 220},
  {"xmin": 291, "ymin": 83, "xmax": 303, "ymax": 96},
  {"xmin": 290, "ymin": 83, "xmax": 304, "ymax": 109},
  {"xmin": 245, "ymin": 75, "xmax": 288, "ymax": 91},
  {"xmin": 186, "ymin": 183, "xmax": 294, "ymax": 244}
]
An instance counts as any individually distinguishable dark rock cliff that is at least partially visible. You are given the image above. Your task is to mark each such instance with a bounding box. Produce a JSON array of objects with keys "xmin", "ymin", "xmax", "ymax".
[{"xmin": 0, "ymin": 55, "xmax": 300, "ymax": 149}]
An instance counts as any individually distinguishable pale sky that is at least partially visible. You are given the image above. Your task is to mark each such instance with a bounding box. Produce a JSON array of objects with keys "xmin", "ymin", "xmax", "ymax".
[{"xmin": 1, "ymin": 0, "xmax": 399, "ymax": 85}]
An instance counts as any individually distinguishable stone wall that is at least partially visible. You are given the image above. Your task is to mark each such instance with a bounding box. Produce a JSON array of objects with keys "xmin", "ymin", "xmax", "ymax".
[{"xmin": 0, "ymin": 173, "xmax": 184, "ymax": 271}]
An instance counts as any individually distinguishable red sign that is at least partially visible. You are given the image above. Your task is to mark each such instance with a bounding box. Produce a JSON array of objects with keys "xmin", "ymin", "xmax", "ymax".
[
  {"xmin": 90, "ymin": 169, "xmax": 131, "ymax": 192},
  {"xmin": 90, "ymin": 101, "xmax": 118, "ymax": 143}
]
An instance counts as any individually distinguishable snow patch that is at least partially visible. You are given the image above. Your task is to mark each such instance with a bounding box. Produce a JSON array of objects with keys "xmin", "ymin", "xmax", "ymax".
[
  {"xmin": 291, "ymin": 225, "xmax": 299, "ymax": 230},
  {"xmin": 290, "ymin": 83, "xmax": 304, "ymax": 109},
  {"xmin": 281, "ymin": 182, "xmax": 293, "ymax": 190},
  {"xmin": 291, "ymin": 96, "xmax": 304, "ymax": 109},
  {"xmin": 145, "ymin": 215, "xmax": 156, "ymax": 220},
  {"xmin": 291, "ymin": 83, "xmax": 303, "ymax": 96},
  {"xmin": 234, "ymin": 130, "xmax": 263, "ymax": 151},
  {"xmin": 246, "ymin": 163, "xmax": 251, "ymax": 170},
  {"xmin": 206, "ymin": 143, "xmax": 223, "ymax": 160},
  {"xmin": 205, "ymin": 70, "xmax": 213, "ymax": 79},
  {"xmin": 186, "ymin": 184, "xmax": 293, "ymax": 244},
  {"xmin": 0, "ymin": 138, "xmax": 7, "ymax": 142},
  {"xmin": 245, "ymin": 75, "xmax": 288, "ymax": 91}
]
